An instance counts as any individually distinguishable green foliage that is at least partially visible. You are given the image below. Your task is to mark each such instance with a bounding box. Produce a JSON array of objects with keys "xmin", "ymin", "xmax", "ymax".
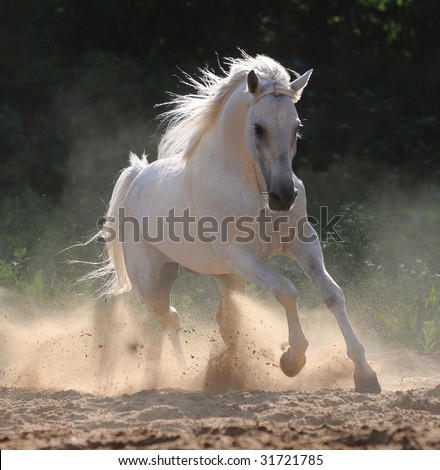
[
  {"xmin": 420, "ymin": 320, "xmax": 438, "ymax": 354},
  {"xmin": 0, "ymin": 247, "xmax": 28, "ymax": 287},
  {"xmin": 419, "ymin": 287, "xmax": 440, "ymax": 353},
  {"xmin": 320, "ymin": 201, "xmax": 376, "ymax": 281},
  {"xmin": 0, "ymin": 190, "xmax": 100, "ymax": 309}
]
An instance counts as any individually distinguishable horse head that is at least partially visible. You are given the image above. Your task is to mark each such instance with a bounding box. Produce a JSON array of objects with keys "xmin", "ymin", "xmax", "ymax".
[{"xmin": 245, "ymin": 69, "xmax": 312, "ymax": 211}]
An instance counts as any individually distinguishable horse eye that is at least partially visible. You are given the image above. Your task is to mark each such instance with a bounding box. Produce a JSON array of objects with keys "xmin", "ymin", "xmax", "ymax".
[{"xmin": 254, "ymin": 124, "xmax": 264, "ymax": 137}]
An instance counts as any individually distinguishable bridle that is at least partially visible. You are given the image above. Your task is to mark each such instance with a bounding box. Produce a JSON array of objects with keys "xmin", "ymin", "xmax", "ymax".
[{"xmin": 255, "ymin": 82, "xmax": 297, "ymax": 102}]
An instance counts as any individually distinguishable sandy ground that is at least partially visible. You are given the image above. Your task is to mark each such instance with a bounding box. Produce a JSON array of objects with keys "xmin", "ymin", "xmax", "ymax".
[{"xmin": 1, "ymin": 292, "xmax": 439, "ymax": 450}]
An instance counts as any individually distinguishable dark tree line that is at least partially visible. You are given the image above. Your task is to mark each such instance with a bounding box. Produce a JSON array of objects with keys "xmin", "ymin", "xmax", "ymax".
[{"xmin": 1, "ymin": 0, "xmax": 439, "ymax": 202}]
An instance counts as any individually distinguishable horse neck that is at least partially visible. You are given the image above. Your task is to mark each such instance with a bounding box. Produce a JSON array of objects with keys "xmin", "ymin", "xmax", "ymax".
[{"xmin": 186, "ymin": 82, "xmax": 256, "ymax": 183}]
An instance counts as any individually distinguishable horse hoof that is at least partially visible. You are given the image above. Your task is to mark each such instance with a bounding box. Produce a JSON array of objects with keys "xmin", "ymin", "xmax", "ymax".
[
  {"xmin": 354, "ymin": 372, "xmax": 381, "ymax": 394},
  {"xmin": 280, "ymin": 350, "xmax": 306, "ymax": 377}
]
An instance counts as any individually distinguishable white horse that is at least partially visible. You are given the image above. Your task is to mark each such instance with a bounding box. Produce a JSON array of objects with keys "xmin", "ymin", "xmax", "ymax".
[{"xmin": 91, "ymin": 53, "xmax": 381, "ymax": 393}]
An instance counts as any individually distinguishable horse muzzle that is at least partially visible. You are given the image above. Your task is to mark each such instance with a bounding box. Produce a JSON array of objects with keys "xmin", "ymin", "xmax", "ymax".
[{"xmin": 268, "ymin": 186, "xmax": 298, "ymax": 211}]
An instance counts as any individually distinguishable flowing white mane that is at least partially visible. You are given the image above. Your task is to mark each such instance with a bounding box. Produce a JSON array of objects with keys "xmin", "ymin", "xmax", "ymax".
[{"xmin": 157, "ymin": 53, "xmax": 300, "ymax": 163}]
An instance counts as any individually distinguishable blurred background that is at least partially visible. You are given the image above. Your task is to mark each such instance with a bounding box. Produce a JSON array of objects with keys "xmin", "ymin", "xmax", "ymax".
[{"xmin": 0, "ymin": 0, "xmax": 439, "ymax": 353}]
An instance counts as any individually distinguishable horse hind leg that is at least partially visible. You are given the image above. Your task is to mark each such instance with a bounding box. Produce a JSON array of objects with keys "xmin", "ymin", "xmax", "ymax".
[
  {"xmin": 214, "ymin": 274, "xmax": 246, "ymax": 349},
  {"xmin": 144, "ymin": 262, "xmax": 185, "ymax": 367},
  {"xmin": 123, "ymin": 242, "xmax": 185, "ymax": 367},
  {"xmin": 143, "ymin": 290, "xmax": 186, "ymax": 368}
]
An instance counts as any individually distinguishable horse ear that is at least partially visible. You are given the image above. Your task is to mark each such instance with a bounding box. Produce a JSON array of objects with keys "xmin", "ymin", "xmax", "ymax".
[
  {"xmin": 247, "ymin": 70, "xmax": 260, "ymax": 94},
  {"xmin": 290, "ymin": 69, "xmax": 313, "ymax": 102}
]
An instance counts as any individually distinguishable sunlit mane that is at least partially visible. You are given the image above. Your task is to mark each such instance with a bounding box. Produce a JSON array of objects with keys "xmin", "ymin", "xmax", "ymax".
[{"xmin": 157, "ymin": 53, "xmax": 299, "ymax": 164}]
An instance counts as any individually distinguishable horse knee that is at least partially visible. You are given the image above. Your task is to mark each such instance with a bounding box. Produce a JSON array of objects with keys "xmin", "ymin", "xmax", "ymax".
[
  {"xmin": 322, "ymin": 284, "xmax": 345, "ymax": 310},
  {"xmin": 273, "ymin": 279, "xmax": 298, "ymax": 308}
]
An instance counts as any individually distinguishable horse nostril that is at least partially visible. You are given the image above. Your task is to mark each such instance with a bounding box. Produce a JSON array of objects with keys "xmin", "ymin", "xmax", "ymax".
[{"xmin": 268, "ymin": 191, "xmax": 282, "ymax": 203}]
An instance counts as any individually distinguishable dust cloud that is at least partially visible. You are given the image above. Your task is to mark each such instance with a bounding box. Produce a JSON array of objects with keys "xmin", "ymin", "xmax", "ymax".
[
  {"xmin": 2, "ymin": 282, "xmax": 440, "ymax": 398},
  {"xmin": 0, "ymin": 289, "xmax": 364, "ymax": 396},
  {"xmin": 6, "ymin": 287, "xmax": 430, "ymax": 396}
]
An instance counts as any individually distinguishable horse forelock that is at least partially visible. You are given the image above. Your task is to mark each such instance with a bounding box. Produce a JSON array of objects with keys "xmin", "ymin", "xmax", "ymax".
[{"xmin": 157, "ymin": 53, "xmax": 294, "ymax": 165}]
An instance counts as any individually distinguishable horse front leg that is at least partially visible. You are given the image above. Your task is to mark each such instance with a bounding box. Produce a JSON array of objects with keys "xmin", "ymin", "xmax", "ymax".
[
  {"xmin": 283, "ymin": 223, "xmax": 381, "ymax": 393},
  {"xmin": 223, "ymin": 248, "xmax": 308, "ymax": 378}
]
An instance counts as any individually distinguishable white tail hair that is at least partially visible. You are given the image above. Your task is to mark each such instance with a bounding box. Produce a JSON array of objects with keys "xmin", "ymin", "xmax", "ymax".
[{"xmin": 80, "ymin": 152, "xmax": 148, "ymax": 298}]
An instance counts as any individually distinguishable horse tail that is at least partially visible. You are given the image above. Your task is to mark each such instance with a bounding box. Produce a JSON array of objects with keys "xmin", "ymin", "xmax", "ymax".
[{"xmin": 81, "ymin": 152, "xmax": 148, "ymax": 298}]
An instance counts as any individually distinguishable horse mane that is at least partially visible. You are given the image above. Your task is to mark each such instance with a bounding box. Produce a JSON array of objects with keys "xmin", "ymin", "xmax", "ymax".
[{"xmin": 157, "ymin": 53, "xmax": 296, "ymax": 164}]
